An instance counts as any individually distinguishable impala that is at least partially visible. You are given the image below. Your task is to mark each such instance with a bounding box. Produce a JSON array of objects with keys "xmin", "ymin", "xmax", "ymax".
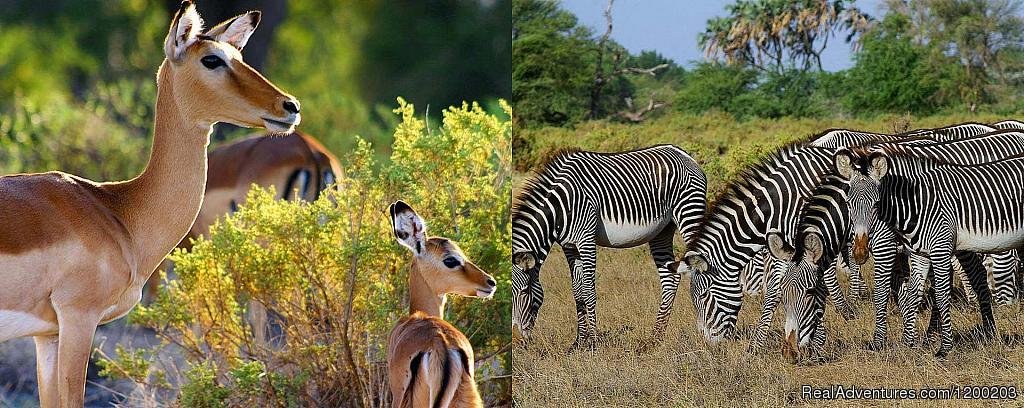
[
  {"xmin": 386, "ymin": 201, "xmax": 497, "ymax": 408},
  {"xmin": 0, "ymin": 3, "xmax": 299, "ymax": 406}
]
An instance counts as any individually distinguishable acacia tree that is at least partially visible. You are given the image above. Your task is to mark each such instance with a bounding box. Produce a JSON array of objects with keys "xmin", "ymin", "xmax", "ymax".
[{"xmin": 700, "ymin": 0, "xmax": 872, "ymax": 73}]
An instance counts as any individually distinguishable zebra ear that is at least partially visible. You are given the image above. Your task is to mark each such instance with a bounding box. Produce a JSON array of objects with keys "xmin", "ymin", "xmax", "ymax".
[
  {"xmin": 683, "ymin": 250, "xmax": 709, "ymax": 274},
  {"xmin": 513, "ymin": 251, "xmax": 537, "ymax": 270},
  {"xmin": 804, "ymin": 232, "xmax": 825, "ymax": 263},
  {"xmin": 867, "ymin": 153, "xmax": 889, "ymax": 181},
  {"xmin": 389, "ymin": 200, "xmax": 427, "ymax": 255},
  {"xmin": 833, "ymin": 150, "xmax": 854, "ymax": 180},
  {"xmin": 766, "ymin": 232, "xmax": 794, "ymax": 262},
  {"xmin": 666, "ymin": 260, "xmax": 685, "ymax": 277}
]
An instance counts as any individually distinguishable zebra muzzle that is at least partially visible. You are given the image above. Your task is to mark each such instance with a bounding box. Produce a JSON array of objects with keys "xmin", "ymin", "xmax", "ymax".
[
  {"xmin": 782, "ymin": 330, "xmax": 799, "ymax": 362},
  {"xmin": 852, "ymin": 233, "xmax": 870, "ymax": 265}
]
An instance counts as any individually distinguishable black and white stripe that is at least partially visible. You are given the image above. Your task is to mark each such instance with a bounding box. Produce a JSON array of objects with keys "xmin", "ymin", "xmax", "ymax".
[
  {"xmin": 511, "ymin": 145, "xmax": 707, "ymax": 349},
  {"xmin": 876, "ymin": 153, "xmax": 1024, "ymax": 357}
]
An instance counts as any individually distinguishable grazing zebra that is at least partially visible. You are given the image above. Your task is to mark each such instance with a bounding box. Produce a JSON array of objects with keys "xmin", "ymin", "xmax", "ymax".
[
  {"xmin": 765, "ymin": 175, "xmax": 850, "ymax": 359},
  {"xmin": 875, "ymin": 154, "xmax": 1024, "ymax": 357},
  {"xmin": 511, "ymin": 145, "xmax": 707, "ymax": 350},
  {"xmin": 838, "ymin": 130, "xmax": 1024, "ymax": 347},
  {"xmin": 669, "ymin": 128, "xmax": 899, "ymax": 349}
]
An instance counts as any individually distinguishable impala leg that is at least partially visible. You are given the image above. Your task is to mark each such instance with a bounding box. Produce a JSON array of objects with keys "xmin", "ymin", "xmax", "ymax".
[
  {"xmin": 34, "ymin": 335, "xmax": 59, "ymax": 408},
  {"xmin": 56, "ymin": 310, "xmax": 99, "ymax": 408},
  {"xmin": 645, "ymin": 225, "xmax": 678, "ymax": 347}
]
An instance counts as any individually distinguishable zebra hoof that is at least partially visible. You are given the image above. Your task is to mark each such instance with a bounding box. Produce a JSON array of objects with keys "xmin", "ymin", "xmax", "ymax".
[
  {"xmin": 568, "ymin": 338, "xmax": 597, "ymax": 354},
  {"xmin": 635, "ymin": 336, "xmax": 663, "ymax": 353},
  {"xmin": 934, "ymin": 349, "xmax": 950, "ymax": 360},
  {"xmin": 865, "ymin": 340, "xmax": 886, "ymax": 352}
]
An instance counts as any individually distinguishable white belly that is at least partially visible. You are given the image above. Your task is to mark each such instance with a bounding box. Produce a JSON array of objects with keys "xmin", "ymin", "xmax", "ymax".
[
  {"xmin": 957, "ymin": 227, "xmax": 1024, "ymax": 252},
  {"xmin": 0, "ymin": 311, "xmax": 57, "ymax": 342},
  {"xmin": 599, "ymin": 218, "xmax": 666, "ymax": 247}
]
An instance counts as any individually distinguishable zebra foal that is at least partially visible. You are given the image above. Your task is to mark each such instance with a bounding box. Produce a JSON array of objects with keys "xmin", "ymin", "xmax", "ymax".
[{"xmin": 511, "ymin": 145, "xmax": 707, "ymax": 350}]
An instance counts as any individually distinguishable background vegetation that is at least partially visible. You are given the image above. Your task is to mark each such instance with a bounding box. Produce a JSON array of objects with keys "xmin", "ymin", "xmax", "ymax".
[
  {"xmin": 0, "ymin": 0, "xmax": 511, "ymax": 406},
  {"xmin": 513, "ymin": 0, "xmax": 1024, "ymax": 406}
]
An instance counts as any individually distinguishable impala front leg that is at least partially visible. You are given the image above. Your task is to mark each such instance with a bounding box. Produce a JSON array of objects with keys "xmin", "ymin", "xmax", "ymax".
[
  {"xmin": 34, "ymin": 335, "xmax": 59, "ymax": 408},
  {"xmin": 56, "ymin": 309, "xmax": 100, "ymax": 408}
]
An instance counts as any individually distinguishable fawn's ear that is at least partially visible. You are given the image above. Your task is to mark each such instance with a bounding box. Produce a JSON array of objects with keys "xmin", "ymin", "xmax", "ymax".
[
  {"xmin": 766, "ymin": 231, "xmax": 794, "ymax": 262},
  {"xmin": 867, "ymin": 152, "xmax": 890, "ymax": 181},
  {"xmin": 165, "ymin": 1, "xmax": 204, "ymax": 61},
  {"xmin": 205, "ymin": 11, "xmax": 261, "ymax": 50},
  {"xmin": 389, "ymin": 200, "xmax": 427, "ymax": 256},
  {"xmin": 833, "ymin": 149, "xmax": 854, "ymax": 180}
]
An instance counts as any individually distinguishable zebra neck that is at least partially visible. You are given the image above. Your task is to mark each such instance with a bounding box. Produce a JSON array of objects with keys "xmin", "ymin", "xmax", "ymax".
[{"xmin": 408, "ymin": 264, "xmax": 446, "ymax": 318}]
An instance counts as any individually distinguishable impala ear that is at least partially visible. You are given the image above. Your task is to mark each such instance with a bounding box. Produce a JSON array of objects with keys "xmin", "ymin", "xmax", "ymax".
[
  {"xmin": 389, "ymin": 200, "xmax": 427, "ymax": 256},
  {"xmin": 164, "ymin": 1, "xmax": 204, "ymax": 61},
  {"xmin": 867, "ymin": 152, "xmax": 889, "ymax": 181},
  {"xmin": 683, "ymin": 250, "xmax": 709, "ymax": 274},
  {"xmin": 513, "ymin": 251, "xmax": 537, "ymax": 270},
  {"xmin": 804, "ymin": 232, "xmax": 825, "ymax": 264},
  {"xmin": 205, "ymin": 11, "xmax": 261, "ymax": 50},
  {"xmin": 766, "ymin": 231, "xmax": 794, "ymax": 262},
  {"xmin": 833, "ymin": 149, "xmax": 854, "ymax": 180}
]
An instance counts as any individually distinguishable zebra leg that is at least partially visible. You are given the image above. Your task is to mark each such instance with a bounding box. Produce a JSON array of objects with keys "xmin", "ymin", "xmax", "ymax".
[
  {"xmin": 748, "ymin": 257, "xmax": 783, "ymax": 353},
  {"xmin": 931, "ymin": 246, "xmax": 956, "ymax": 359},
  {"xmin": 563, "ymin": 241, "xmax": 597, "ymax": 351},
  {"xmin": 955, "ymin": 251, "xmax": 996, "ymax": 340},
  {"xmin": 899, "ymin": 252, "xmax": 929, "ymax": 347},
  {"xmin": 868, "ymin": 229, "xmax": 900, "ymax": 350},
  {"xmin": 991, "ymin": 251, "xmax": 1018, "ymax": 305},
  {"xmin": 644, "ymin": 225, "xmax": 678, "ymax": 348},
  {"xmin": 839, "ymin": 246, "xmax": 867, "ymax": 300},
  {"xmin": 823, "ymin": 262, "xmax": 854, "ymax": 321}
]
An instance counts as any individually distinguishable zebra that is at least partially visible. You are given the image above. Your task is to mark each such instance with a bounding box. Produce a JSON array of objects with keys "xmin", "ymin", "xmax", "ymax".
[
  {"xmin": 994, "ymin": 119, "xmax": 1024, "ymax": 130},
  {"xmin": 511, "ymin": 145, "xmax": 707, "ymax": 350},
  {"xmin": 837, "ymin": 129, "xmax": 1024, "ymax": 347},
  {"xmin": 668, "ymin": 128, "xmax": 901, "ymax": 349},
  {"xmin": 875, "ymin": 153, "xmax": 1024, "ymax": 357}
]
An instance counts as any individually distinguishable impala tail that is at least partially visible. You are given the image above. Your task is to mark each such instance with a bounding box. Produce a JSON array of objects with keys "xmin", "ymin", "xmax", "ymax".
[{"xmin": 403, "ymin": 347, "xmax": 471, "ymax": 408}]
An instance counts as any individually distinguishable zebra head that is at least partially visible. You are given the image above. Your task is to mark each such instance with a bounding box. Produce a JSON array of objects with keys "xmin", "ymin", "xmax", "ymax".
[
  {"xmin": 767, "ymin": 231, "xmax": 827, "ymax": 360},
  {"xmin": 512, "ymin": 250, "xmax": 544, "ymax": 341},
  {"xmin": 835, "ymin": 149, "xmax": 888, "ymax": 265},
  {"xmin": 677, "ymin": 250, "xmax": 741, "ymax": 343}
]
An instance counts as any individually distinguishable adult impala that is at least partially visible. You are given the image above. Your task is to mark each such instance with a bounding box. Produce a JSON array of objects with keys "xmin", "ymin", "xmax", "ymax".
[
  {"xmin": 0, "ymin": 3, "xmax": 299, "ymax": 406},
  {"xmin": 386, "ymin": 201, "xmax": 497, "ymax": 408}
]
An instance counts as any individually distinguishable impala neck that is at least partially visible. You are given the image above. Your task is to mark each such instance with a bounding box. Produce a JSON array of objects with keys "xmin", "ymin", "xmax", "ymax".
[
  {"xmin": 120, "ymin": 60, "xmax": 211, "ymax": 269},
  {"xmin": 409, "ymin": 261, "xmax": 446, "ymax": 318}
]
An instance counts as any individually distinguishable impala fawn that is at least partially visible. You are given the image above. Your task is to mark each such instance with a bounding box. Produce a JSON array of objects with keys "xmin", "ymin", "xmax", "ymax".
[
  {"xmin": 387, "ymin": 201, "xmax": 497, "ymax": 408},
  {"xmin": 0, "ymin": 3, "xmax": 298, "ymax": 406}
]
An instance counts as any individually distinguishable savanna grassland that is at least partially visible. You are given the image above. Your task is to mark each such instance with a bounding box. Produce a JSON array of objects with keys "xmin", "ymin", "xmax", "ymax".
[{"xmin": 512, "ymin": 113, "xmax": 1024, "ymax": 407}]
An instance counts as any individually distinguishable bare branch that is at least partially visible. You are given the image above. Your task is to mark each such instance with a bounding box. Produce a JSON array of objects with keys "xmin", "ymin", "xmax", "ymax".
[{"xmin": 616, "ymin": 63, "xmax": 670, "ymax": 76}]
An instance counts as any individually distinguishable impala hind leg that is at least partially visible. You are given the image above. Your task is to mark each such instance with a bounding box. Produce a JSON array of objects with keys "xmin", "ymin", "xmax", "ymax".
[
  {"xmin": 643, "ymin": 225, "xmax": 678, "ymax": 348},
  {"xmin": 56, "ymin": 309, "xmax": 100, "ymax": 408},
  {"xmin": 34, "ymin": 335, "xmax": 59, "ymax": 408}
]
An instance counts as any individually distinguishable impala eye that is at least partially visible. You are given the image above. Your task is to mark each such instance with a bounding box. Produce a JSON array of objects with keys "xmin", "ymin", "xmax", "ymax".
[
  {"xmin": 442, "ymin": 257, "xmax": 460, "ymax": 268},
  {"xmin": 201, "ymin": 55, "xmax": 226, "ymax": 69}
]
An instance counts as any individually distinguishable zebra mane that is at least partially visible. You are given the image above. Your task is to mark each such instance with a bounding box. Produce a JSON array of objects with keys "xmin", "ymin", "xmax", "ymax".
[
  {"xmin": 692, "ymin": 141, "xmax": 824, "ymax": 246},
  {"xmin": 513, "ymin": 148, "xmax": 583, "ymax": 214}
]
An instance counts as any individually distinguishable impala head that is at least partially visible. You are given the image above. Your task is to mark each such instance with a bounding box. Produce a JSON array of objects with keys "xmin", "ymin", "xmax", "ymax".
[
  {"xmin": 834, "ymin": 149, "xmax": 888, "ymax": 265},
  {"xmin": 767, "ymin": 230, "xmax": 828, "ymax": 361},
  {"xmin": 671, "ymin": 249, "xmax": 741, "ymax": 344},
  {"xmin": 162, "ymin": 1, "xmax": 300, "ymax": 132},
  {"xmin": 390, "ymin": 201, "xmax": 496, "ymax": 299}
]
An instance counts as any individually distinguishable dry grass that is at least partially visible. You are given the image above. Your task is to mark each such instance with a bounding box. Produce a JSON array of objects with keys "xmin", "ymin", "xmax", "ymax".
[{"xmin": 512, "ymin": 245, "xmax": 1024, "ymax": 407}]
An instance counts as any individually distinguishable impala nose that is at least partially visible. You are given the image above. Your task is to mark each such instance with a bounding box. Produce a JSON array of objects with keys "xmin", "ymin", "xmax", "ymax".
[
  {"xmin": 486, "ymin": 278, "xmax": 496, "ymax": 288},
  {"xmin": 283, "ymin": 99, "xmax": 300, "ymax": 114}
]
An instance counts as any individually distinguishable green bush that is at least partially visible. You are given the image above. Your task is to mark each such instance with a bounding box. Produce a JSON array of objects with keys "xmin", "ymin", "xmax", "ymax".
[
  {"xmin": 674, "ymin": 63, "xmax": 758, "ymax": 117},
  {"xmin": 99, "ymin": 99, "xmax": 512, "ymax": 407}
]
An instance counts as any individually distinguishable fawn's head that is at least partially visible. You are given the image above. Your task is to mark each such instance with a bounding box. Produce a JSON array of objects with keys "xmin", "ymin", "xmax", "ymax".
[
  {"xmin": 161, "ymin": 1, "xmax": 300, "ymax": 132},
  {"xmin": 390, "ymin": 201, "xmax": 496, "ymax": 299}
]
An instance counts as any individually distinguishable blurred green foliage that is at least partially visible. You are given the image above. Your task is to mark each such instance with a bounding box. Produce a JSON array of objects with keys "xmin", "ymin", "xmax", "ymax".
[{"xmin": 99, "ymin": 100, "xmax": 512, "ymax": 407}]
